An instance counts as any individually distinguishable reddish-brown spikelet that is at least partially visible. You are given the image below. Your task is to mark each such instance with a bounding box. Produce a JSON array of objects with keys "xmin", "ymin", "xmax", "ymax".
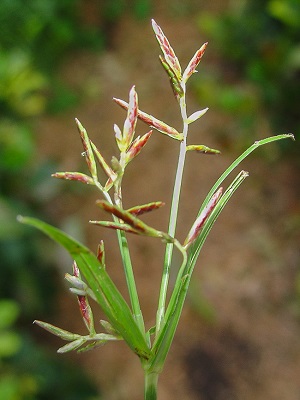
[
  {"xmin": 184, "ymin": 187, "xmax": 223, "ymax": 248},
  {"xmin": 126, "ymin": 201, "xmax": 165, "ymax": 216},
  {"xmin": 182, "ymin": 42, "xmax": 208, "ymax": 82},
  {"xmin": 96, "ymin": 200, "xmax": 147, "ymax": 233},
  {"xmin": 72, "ymin": 261, "xmax": 94, "ymax": 333},
  {"xmin": 78, "ymin": 296, "xmax": 91, "ymax": 327},
  {"xmin": 75, "ymin": 118, "xmax": 97, "ymax": 180},
  {"xmin": 51, "ymin": 172, "xmax": 95, "ymax": 185},
  {"xmin": 152, "ymin": 19, "xmax": 181, "ymax": 79},
  {"xmin": 113, "ymin": 97, "xmax": 183, "ymax": 140},
  {"xmin": 90, "ymin": 220, "xmax": 140, "ymax": 235},
  {"xmin": 97, "ymin": 240, "xmax": 105, "ymax": 265},
  {"xmin": 72, "ymin": 260, "xmax": 80, "ymax": 278},
  {"xmin": 123, "ymin": 85, "xmax": 138, "ymax": 150},
  {"xmin": 126, "ymin": 130, "xmax": 152, "ymax": 163}
]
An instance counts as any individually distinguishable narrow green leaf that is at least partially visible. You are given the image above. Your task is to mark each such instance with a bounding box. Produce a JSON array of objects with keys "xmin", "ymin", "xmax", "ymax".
[
  {"xmin": 18, "ymin": 216, "xmax": 150, "ymax": 359},
  {"xmin": 150, "ymin": 171, "xmax": 249, "ymax": 373},
  {"xmin": 196, "ymin": 134, "xmax": 294, "ymax": 219}
]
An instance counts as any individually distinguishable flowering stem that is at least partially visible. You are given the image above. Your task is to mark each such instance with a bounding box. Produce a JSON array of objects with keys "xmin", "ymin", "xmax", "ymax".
[
  {"xmin": 117, "ymin": 229, "xmax": 145, "ymax": 335},
  {"xmin": 97, "ymin": 183, "xmax": 145, "ymax": 336},
  {"xmin": 116, "ymin": 183, "xmax": 146, "ymax": 335},
  {"xmin": 156, "ymin": 85, "xmax": 188, "ymax": 334}
]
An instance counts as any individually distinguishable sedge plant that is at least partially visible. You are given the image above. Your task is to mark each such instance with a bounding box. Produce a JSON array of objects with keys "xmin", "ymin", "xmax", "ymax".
[{"xmin": 18, "ymin": 20, "xmax": 293, "ymax": 399}]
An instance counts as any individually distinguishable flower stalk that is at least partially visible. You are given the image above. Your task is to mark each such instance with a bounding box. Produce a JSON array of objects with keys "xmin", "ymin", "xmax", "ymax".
[{"xmin": 156, "ymin": 83, "xmax": 189, "ymax": 333}]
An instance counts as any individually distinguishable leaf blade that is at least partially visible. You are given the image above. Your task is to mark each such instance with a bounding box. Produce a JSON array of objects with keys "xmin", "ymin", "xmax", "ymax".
[{"xmin": 18, "ymin": 216, "xmax": 150, "ymax": 359}]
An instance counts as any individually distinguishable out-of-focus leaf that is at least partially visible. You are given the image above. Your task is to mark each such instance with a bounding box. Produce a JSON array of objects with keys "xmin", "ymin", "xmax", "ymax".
[
  {"xmin": 0, "ymin": 331, "xmax": 21, "ymax": 358},
  {"xmin": 0, "ymin": 300, "xmax": 20, "ymax": 329},
  {"xmin": 0, "ymin": 120, "xmax": 34, "ymax": 170}
]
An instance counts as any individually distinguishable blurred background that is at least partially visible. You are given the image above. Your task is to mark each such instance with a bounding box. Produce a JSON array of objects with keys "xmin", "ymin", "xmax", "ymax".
[{"xmin": 0, "ymin": 1, "xmax": 299, "ymax": 399}]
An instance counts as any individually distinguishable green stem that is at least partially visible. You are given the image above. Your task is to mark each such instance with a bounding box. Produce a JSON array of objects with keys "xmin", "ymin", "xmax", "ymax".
[
  {"xmin": 117, "ymin": 229, "xmax": 145, "ymax": 334},
  {"xmin": 144, "ymin": 370, "xmax": 159, "ymax": 400},
  {"xmin": 115, "ymin": 179, "xmax": 146, "ymax": 335},
  {"xmin": 97, "ymin": 184, "xmax": 145, "ymax": 336},
  {"xmin": 156, "ymin": 87, "xmax": 188, "ymax": 334}
]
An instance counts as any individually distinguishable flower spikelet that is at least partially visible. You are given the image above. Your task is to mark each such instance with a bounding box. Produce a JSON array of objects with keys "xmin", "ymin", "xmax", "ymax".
[
  {"xmin": 52, "ymin": 172, "xmax": 95, "ymax": 185},
  {"xmin": 183, "ymin": 42, "xmax": 208, "ymax": 82},
  {"xmin": 184, "ymin": 187, "xmax": 223, "ymax": 248},
  {"xmin": 122, "ymin": 85, "xmax": 138, "ymax": 151},
  {"xmin": 75, "ymin": 118, "xmax": 97, "ymax": 181},
  {"xmin": 152, "ymin": 19, "xmax": 181, "ymax": 79},
  {"xmin": 125, "ymin": 130, "xmax": 152, "ymax": 163},
  {"xmin": 72, "ymin": 261, "xmax": 95, "ymax": 334},
  {"xmin": 113, "ymin": 97, "xmax": 183, "ymax": 141}
]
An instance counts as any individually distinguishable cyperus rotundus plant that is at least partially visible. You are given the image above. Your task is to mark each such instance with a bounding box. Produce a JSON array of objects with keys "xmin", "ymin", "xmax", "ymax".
[{"xmin": 18, "ymin": 19, "xmax": 293, "ymax": 399}]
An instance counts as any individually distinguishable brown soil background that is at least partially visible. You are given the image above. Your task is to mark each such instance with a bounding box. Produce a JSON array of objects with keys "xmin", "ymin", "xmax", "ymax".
[{"xmin": 35, "ymin": 4, "xmax": 300, "ymax": 400}]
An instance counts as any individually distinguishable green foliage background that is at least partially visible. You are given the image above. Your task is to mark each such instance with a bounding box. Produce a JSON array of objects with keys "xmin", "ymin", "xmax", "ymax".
[{"xmin": 195, "ymin": 0, "xmax": 300, "ymax": 156}]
